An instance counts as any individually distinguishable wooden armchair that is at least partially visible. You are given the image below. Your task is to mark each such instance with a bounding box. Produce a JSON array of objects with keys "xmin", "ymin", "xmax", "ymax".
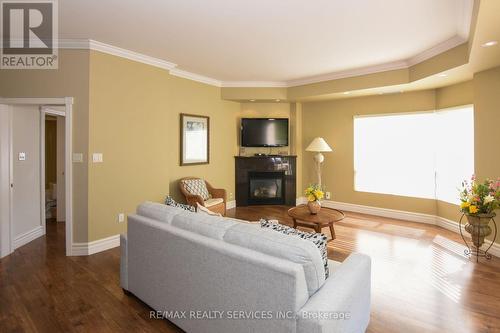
[{"xmin": 179, "ymin": 177, "xmax": 227, "ymax": 216}]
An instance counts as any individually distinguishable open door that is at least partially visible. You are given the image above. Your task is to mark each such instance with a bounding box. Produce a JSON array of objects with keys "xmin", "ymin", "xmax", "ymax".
[{"xmin": 0, "ymin": 105, "xmax": 12, "ymax": 258}]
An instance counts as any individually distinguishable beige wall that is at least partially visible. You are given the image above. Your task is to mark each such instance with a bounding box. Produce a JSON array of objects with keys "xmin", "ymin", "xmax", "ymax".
[
  {"xmin": 473, "ymin": 66, "xmax": 500, "ymax": 243},
  {"xmin": 302, "ymin": 90, "xmax": 438, "ymax": 215},
  {"xmin": 0, "ymin": 49, "xmax": 90, "ymax": 242},
  {"xmin": 88, "ymin": 51, "xmax": 239, "ymax": 241}
]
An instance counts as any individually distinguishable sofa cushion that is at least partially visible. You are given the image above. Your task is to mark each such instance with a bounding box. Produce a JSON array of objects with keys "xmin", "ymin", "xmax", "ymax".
[
  {"xmin": 165, "ymin": 196, "xmax": 196, "ymax": 212},
  {"xmin": 181, "ymin": 179, "xmax": 211, "ymax": 200},
  {"xmin": 260, "ymin": 219, "xmax": 329, "ymax": 279},
  {"xmin": 171, "ymin": 213, "xmax": 240, "ymax": 240},
  {"xmin": 223, "ymin": 222, "xmax": 326, "ymax": 296},
  {"xmin": 137, "ymin": 201, "xmax": 189, "ymax": 224}
]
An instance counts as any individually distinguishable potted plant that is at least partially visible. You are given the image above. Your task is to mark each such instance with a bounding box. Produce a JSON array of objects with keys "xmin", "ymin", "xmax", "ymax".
[
  {"xmin": 305, "ymin": 184, "xmax": 324, "ymax": 214},
  {"xmin": 459, "ymin": 175, "xmax": 500, "ymax": 251}
]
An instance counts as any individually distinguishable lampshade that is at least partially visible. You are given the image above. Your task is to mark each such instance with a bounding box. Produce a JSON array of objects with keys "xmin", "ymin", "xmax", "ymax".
[{"xmin": 306, "ymin": 137, "xmax": 332, "ymax": 152}]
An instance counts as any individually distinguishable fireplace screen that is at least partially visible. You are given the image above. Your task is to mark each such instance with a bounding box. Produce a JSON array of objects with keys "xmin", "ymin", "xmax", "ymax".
[{"xmin": 248, "ymin": 172, "xmax": 285, "ymax": 204}]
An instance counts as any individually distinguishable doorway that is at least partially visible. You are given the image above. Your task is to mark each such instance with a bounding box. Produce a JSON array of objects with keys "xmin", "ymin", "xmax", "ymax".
[
  {"xmin": 0, "ymin": 98, "xmax": 73, "ymax": 258},
  {"xmin": 43, "ymin": 109, "xmax": 66, "ymax": 243}
]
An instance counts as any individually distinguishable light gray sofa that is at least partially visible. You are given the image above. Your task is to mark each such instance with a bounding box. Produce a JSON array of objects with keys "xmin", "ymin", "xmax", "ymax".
[{"xmin": 121, "ymin": 202, "xmax": 371, "ymax": 333}]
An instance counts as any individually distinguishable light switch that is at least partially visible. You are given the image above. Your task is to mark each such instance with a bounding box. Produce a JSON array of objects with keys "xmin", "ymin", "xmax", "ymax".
[
  {"xmin": 92, "ymin": 153, "xmax": 103, "ymax": 163},
  {"xmin": 118, "ymin": 213, "xmax": 125, "ymax": 223},
  {"xmin": 18, "ymin": 152, "xmax": 26, "ymax": 161},
  {"xmin": 72, "ymin": 153, "xmax": 83, "ymax": 163}
]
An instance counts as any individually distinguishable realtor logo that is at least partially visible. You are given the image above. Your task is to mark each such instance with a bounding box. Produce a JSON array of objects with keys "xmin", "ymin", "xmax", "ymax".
[{"xmin": 1, "ymin": 0, "xmax": 58, "ymax": 69}]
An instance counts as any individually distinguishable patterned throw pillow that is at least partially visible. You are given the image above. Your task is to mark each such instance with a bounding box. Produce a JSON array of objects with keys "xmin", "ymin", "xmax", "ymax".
[
  {"xmin": 181, "ymin": 179, "xmax": 211, "ymax": 201},
  {"xmin": 260, "ymin": 219, "xmax": 329, "ymax": 279},
  {"xmin": 165, "ymin": 196, "xmax": 196, "ymax": 212}
]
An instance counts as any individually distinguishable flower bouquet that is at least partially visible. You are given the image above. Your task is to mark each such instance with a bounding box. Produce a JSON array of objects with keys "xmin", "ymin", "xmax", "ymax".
[
  {"xmin": 459, "ymin": 175, "xmax": 499, "ymax": 253},
  {"xmin": 305, "ymin": 184, "xmax": 324, "ymax": 214}
]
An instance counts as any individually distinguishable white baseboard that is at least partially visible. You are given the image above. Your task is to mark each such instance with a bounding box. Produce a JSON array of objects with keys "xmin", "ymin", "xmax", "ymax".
[
  {"xmin": 14, "ymin": 226, "xmax": 45, "ymax": 249},
  {"xmin": 296, "ymin": 197, "xmax": 307, "ymax": 205},
  {"xmin": 323, "ymin": 200, "xmax": 437, "ymax": 224},
  {"xmin": 71, "ymin": 234, "xmax": 120, "ymax": 256},
  {"xmin": 226, "ymin": 200, "xmax": 236, "ymax": 210},
  {"xmin": 296, "ymin": 197, "xmax": 499, "ymax": 258}
]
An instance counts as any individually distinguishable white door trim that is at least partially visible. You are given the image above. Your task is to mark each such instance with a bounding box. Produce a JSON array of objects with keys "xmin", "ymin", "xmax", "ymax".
[
  {"xmin": 0, "ymin": 97, "xmax": 74, "ymax": 256},
  {"xmin": 40, "ymin": 109, "xmax": 47, "ymax": 236}
]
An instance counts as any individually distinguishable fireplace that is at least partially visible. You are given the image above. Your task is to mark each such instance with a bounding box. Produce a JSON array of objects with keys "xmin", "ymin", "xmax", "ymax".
[
  {"xmin": 235, "ymin": 156, "xmax": 296, "ymax": 206},
  {"xmin": 248, "ymin": 171, "xmax": 285, "ymax": 205}
]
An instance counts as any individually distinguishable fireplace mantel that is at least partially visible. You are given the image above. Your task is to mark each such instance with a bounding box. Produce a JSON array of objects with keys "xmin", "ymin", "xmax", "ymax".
[{"xmin": 235, "ymin": 156, "xmax": 297, "ymax": 206}]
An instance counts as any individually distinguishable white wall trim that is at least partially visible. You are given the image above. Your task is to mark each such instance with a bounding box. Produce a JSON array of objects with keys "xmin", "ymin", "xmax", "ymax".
[
  {"xmin": 296, "ymin": 197, "xmax": 307, "ymax": 205},
  {"xmin": 406, "ymin": 35, "xmax": 466, "ymax": 66},
  {"xmin": 0, "ymin": 97, "xmax": 71, "ymax": 105},
  {"xmin": 286, "ymin": 60, "xmax": 410, "ymax": 87},
  {"xmin": 72, "ymin": 234, "xmax": 120, "ymax": 256},
  {"xmin": 13, "ymin": 226, "xmax": 44, "ymax": 249},
  {"xmin": 55, "ymin": 31, "xmax": 469, "ymax": 89},
  {"xmin": 88, "ymin": 40, "xmax": 177, "ymax": 71},
  {"xmin": 322, "ymin": 200, "xmax": 437, "ymax": 225},
  {"xmin": 296, "ymin": 197, "xmax": 499, "ymax": 258},
  {"xmin": 169, "ymin": 68, "xmax": 222, "ymax": 87},
  {"xmin": 220, "ymin": 81, "xmax": 288, "ymax": 88},
  {"xmin": 226, "ymin": 200, "xmax": 236, "ymax": 210}
]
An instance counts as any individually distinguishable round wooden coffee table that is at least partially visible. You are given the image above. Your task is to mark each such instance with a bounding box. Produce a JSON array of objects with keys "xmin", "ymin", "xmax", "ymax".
[{"xmin": 287, "ymin": 205, "xmax": 345, "ymax": 242}]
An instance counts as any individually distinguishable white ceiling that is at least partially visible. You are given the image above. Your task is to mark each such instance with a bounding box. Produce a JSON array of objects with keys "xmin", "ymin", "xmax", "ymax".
[{"xmin": 59, "ymin": 0, "xmax": 473, "ymax": 86}]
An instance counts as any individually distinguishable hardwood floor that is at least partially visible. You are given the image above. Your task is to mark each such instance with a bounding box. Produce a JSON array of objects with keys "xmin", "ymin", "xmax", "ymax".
[{"xmin": 1, "ymin": 208, "xmax": 500, "ymax": 333}]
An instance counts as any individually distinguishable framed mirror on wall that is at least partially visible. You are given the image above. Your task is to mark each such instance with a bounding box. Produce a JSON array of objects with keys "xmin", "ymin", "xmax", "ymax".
[{"xmin": 180, "ymin": 113, "xmax": 210, "ymax": 166}]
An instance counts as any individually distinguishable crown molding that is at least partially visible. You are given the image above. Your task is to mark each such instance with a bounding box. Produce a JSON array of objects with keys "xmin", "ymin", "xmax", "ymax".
[
  {"xmin": 169, "ymin": 68, "xmax": 221, "ymax": 86},
  {"xmin": 286, "ymin": 60, "xmax": 409, "ymax": 87},
  {"xmin": 89, "ymin": 40, "xmax": 177, "ymax": 70},
  {"xmin": 406, "ymin": 35, "xmax": 467, "ymax": 66},
  {"xmin": 55, "ymin": 31, "xmax": 469, "ymax": 89},
  {"xmin": 220, "ymin": 81, "xmax": 288, "ymax": 88}
]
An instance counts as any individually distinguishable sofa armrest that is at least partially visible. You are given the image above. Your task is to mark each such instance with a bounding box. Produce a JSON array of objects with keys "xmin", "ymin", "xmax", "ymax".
[
  {"xmin": 297, "ymin": 253, "xmax": 371, "ymax": 333},
  {"xmin": 120, "ymin": 233, "xmax": 128, "ymax": 291}
]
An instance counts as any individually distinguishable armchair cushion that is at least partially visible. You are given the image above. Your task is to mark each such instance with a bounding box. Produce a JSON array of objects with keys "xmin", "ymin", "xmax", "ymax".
[
  {"xmin": 204, "ymin": 198, "xmax": 224, "ymax": 207},
  {"xmin": 181, "ymin": 179, "xmax": 211, "ymax": 200}
]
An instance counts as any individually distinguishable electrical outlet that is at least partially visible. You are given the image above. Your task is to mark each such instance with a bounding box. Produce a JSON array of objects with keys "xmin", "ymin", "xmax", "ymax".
[
  {"xmin": 118, "ymin": 213, "xmax": 125, "ymax": 223},
  {"xmin": 325, "ymin": 192, "xmax": 331, "ymax": 200},
  {"xmin": 229, "ymin": 192, "xmax": 233, "ymax": 199}
]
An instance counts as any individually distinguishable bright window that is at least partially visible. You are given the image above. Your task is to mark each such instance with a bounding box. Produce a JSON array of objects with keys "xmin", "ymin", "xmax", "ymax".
[{"xmin": 354, "ymin": 106, "xmax": 474, "ymax": 204}]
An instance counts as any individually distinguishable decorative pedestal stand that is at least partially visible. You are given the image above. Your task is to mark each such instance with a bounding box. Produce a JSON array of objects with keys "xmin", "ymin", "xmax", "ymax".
[{"xmin": 459, "ymin": 213, "xmax": 497, "ymax": 262}]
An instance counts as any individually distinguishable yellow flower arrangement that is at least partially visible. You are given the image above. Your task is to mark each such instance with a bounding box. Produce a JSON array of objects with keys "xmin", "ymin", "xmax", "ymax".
[{"xmin": 305, "ymin": 184, "xmax": 324, "ymax": 202}]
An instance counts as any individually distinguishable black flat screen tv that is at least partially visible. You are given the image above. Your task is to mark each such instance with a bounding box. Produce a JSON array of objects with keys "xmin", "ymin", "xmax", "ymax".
[{"xmin": 241, "ymin": 118, "xmax": 289, "ymax": 147}]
